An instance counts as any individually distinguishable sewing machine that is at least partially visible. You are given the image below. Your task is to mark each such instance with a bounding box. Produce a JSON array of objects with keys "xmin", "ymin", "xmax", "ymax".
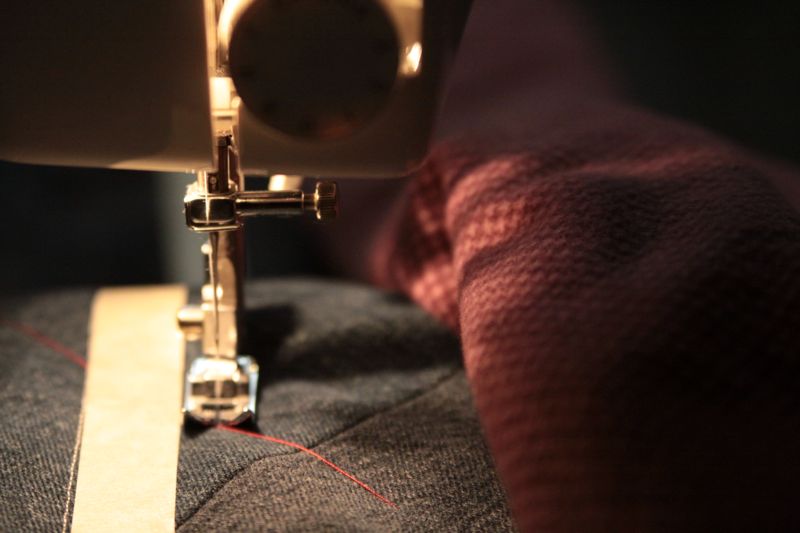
[{"xmin": 0, "ymin": 0, "xmax": 470, "ymax": 425}]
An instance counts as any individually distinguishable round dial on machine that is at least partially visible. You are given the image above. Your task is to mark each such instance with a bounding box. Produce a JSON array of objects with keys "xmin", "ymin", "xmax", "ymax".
[{"xmin": 229, "ymin": 0, "xmax": 400, "ymax": 141}]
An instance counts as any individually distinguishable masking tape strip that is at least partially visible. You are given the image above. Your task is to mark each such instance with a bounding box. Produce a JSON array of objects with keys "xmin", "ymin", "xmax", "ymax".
[{"xmin": 71, "ymin": 285, "xmax": 187, "ymax": 533}]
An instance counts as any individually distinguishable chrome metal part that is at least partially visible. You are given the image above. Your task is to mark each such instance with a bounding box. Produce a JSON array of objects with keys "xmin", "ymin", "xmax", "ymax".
[
  {"xmin": 179, "ymin": 132, "xmax": 338, "ymax": 425},
  {"xmin": 184, "ymin": 176, "xmax": 339, "ymax": 229},
  {"xmin": 183, "ymin": 355, "xmax": 259, "ymax": 425}
]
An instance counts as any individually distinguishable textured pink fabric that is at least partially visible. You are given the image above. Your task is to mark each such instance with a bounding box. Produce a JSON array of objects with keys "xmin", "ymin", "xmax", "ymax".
[{"xmin": 362, "ymin": 1, "xmax": 800, "ymax": 531}]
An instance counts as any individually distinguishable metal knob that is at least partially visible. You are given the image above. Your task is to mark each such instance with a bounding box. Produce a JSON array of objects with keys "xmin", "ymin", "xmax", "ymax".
[
  {"xmin": 228, "ymin": 0, "xmax": 399, "ymax": 140},
  {"xmin": 311, "ymin": 181, "xmax": 338, "ymax": 221}
]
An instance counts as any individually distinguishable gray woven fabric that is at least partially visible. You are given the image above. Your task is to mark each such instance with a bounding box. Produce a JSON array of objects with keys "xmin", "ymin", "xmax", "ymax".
[
  {"xmin": 0, "ymin": 290, "xmax": 90, "ymax": 533},
  {"xmin": 0, "ymin": 280, "xmax": 513, "ymax": 532},
  {"xmin": 180, "ymin": 372, "xmax": 510, "ymax": 532}
]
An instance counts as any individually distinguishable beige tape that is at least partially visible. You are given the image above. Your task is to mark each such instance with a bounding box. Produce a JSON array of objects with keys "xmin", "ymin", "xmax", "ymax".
[{"xmin": 71, "ymin": 286, "xmax": 187, "ymax": 533}]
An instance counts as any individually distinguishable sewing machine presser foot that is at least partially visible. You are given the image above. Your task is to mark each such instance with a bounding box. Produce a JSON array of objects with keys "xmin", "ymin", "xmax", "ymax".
[{"xmin": 177, "ymin": 134, "xmax": 337, "ymax": 426}]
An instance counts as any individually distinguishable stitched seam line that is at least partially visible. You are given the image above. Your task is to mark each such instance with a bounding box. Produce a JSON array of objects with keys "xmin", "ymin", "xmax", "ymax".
[{"xmin": 177, "ymin": 368, "xmax": 462, "ymax": 528}]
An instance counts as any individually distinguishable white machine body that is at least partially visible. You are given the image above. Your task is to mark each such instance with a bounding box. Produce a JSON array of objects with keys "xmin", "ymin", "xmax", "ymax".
[{"xmin": 0, "ymin": 0, "xmax": 468, "ymax": 177}]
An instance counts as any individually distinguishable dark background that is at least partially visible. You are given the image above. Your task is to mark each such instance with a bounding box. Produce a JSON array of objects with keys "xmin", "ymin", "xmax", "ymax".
[{"xmin": 2, "ymin": 1, "xmax": 798, "ymax": 293}]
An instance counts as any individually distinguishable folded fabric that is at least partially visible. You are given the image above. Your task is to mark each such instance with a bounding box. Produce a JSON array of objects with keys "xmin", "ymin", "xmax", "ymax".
[{"xmin": 357, "ymin": 1, "xmax": 800, "ymax": 530}]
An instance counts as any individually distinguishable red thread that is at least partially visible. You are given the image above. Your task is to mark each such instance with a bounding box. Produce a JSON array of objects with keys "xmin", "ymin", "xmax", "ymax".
[
  {"xmin": 218, "ymin": 425, "xmax": 398, "ymax": 508},
  {"xmin": 0, "ymin": 319, "xmax": 87, "ymax": 368},
  {"xmin": 0, "ymin": 319, "xmax": 397, "ymax": 508}
]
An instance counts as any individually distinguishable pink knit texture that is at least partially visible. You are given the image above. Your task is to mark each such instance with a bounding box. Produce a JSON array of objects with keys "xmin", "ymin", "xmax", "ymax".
[{"xmin": 363, "ymin": 1, "xmax": 800, "ymax": 530}]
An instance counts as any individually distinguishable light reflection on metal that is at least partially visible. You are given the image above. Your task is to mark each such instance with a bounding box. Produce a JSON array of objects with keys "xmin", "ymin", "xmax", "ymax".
[
  {"xmin": 379, "ymin": 0, "xmax": 423, "ymax": 78},
  {"xmin": 401, "ymin": 42, "xmax": 423, "ymax": 76},
  {"xmin": 217, "ymin": 0, "xmax": 254, "ymax": 70},
  {"xmin": 268, "ymin": 174, "xmax": 304, "ymax": 192}
]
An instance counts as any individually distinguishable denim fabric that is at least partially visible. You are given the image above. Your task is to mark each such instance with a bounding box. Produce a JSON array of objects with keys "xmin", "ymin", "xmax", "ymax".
[
  {"xmin": 0, "ymin": 290, "xmax": 90, "ymax": 533},
  {"xmin": 0, "ymin": 280, "xmax": 513, "ymax": 532}
]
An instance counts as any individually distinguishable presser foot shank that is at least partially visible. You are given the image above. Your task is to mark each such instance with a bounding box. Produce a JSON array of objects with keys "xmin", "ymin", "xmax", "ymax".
[{"xmin": 178, "ymin": 134, "xmax": 338, "ymax": 426}]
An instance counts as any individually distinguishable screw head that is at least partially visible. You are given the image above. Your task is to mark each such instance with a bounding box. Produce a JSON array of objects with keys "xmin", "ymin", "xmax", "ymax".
[{"xmin": 314, "ymin": 181, "xmax": 338, "ymax": 221}]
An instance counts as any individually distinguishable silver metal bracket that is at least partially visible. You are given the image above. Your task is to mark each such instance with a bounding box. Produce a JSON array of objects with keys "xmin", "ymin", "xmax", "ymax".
[
  {"xmin": 178, "ymin": 134, "xmax": 338, "ymax": 425},
  {"xmin": 183, "ymin": 355, "xmax": 259, "ymax": 426}
]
